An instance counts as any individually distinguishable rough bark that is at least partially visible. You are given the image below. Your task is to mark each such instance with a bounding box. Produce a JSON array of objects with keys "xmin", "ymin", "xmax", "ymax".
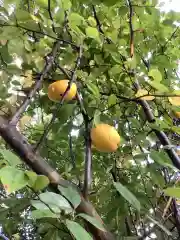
[{"xmin": 0, "ymin": 116, "xmax": 115, "ymax": 240}]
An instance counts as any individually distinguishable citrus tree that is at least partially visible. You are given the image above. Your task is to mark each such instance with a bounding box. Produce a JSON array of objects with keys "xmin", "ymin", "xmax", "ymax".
[{"xmin": 0, "ymin": 0, "xmax": 180, "ymax": 239}]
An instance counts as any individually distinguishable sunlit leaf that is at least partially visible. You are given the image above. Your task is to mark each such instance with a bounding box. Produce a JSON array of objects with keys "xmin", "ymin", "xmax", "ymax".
[
  {"xmin": 33, "ymin": 175, "xmax": 50, "ymax": 191},
  {"xmin": 148, "ymin": 69, "xmax": 162, "ymax": 82},
  {"xmin": 149, "ymin": 81, "xmax": 169, "ymax": 92},
  {"xmin": 86, "ymin": 27, "xmax": 100, "ymax": 41},
  {"xmin": 0, "ymin": 149, "xmax": 21, "ymax": 166},
  {"xmin": 0, "ymin": 166, "xmax": 27, "ymax": 193},
  {"xmin": 69, "ymin": 13, "xmax": 85, "ymax": 26},
  {"xmin": 88, "ymin": 17, "xmax": 97, "ymax": 27}
]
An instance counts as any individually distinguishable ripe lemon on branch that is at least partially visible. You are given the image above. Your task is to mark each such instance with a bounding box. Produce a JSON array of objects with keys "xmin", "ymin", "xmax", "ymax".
[
  {"xmin": 48, "ymin": 80, "xmax": 77, "ymax": 102},
  {"xmin": 90, "ymin": 124, "xmax": 120, "ymax": 152},
  {"xmin": 168, "ymin": 96, "xmax": 180, "ymax": 118}
]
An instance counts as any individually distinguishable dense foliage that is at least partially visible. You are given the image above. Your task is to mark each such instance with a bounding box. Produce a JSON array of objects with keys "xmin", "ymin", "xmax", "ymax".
[{"xmin": 0, "ymin": 0, "xmax": 180, "ymax": 239}]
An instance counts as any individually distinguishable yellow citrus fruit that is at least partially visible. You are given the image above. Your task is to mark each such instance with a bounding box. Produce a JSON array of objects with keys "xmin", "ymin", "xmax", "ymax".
[
  {"xmin": 90, "ymin": 124, "xmax": 120, "ymax": 152},
  {"xmin": 48, "ymin": 80, "xmax": 77, "ymax": 102},
  {"xmin": 168, "ymin": 96, "xmax": 180, "ymax": 106},
  {"xmin": 174, "ymin": 111, "xmax": 180, "ymax": 118}
]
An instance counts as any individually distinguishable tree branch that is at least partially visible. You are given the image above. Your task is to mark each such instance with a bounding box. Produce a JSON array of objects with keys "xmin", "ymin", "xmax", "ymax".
[
  {"xmin": 0, "ymin": 24, "xmax": 78, "ymax": 49},
  {"xmin": 0, "ymin": 116, "xmax": 115, "ymax": 240},
  {"xmin": 92, "ymin": 5, "xmax": 104, "ymax": 34},
  {"xmin": 54, "ymin": 62, "xmax": 93, "ymax": 199},
  {"xmin": 34, "ymin": 46, "xmax": 82, "ymax": 152},
  {"xmin": 77, "ymin": 92, "xmax": 92, "ymax": 199},
  {"xmin": 127, "ymin": 0, "xmax": 134, "ymax": 58},
  {"xmin": 127, "ymin": 0, "xmax": 180, "ymax": 170},
  {"xmin": 10, "ymin": 41, "xmax": 61, "ymax": 126},
  {"xmin": 172, "ymin": 199, "xmax": 180, "ymax": 237},
  {"xmin": 48, "ymin": 0, "xmax": 56, "ymax": 33}
]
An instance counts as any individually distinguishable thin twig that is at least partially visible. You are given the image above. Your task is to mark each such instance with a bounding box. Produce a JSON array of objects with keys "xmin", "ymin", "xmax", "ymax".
[
  {"xmin": 81, "ymin": 95, "xmax": 91, "ymax": 199},
  {"xmin": 34, "ymin": 46, "xmax": 82, "ymax": 152},
  {"xmin": 55, "ymin": 60, "xmax": 92, "ymax": 198},
  {"xmin": 48, "ymin": 0, "xmax": 56, "ymax": 33},
  {"xmin": 127, "ymin": 0, "xmax": 180, "ymax": 170},
  {"xmin": 0, "ymin": 23, "xmax": 78, "ymax": 49},
  {"xmin": 92, "ymin": 5, "xmax": 111, "ymax": 44},
  {"xmin": 172, "ymin": 199, "xmax": 180, "ymax": 237},
  {"xmin": 163, "ymin": 26, "xmax": 179, "ymax": 49},
  {"xmin": 69, "ymin": 132, "xmax": 76, "ymax": 169},
  {"xmin": 127, "ymin": 0, "xmax": 134, "ymax": 58},
  {"xmin": 10, "ymin": 41, "xmax": 61, "ymax": 126},
  {"xmin": 92, "ymin": 5, "xmax": 103, "ymax": 34},
  {"xmin": 27, "ymin": 0, "xmax": 30, "ymax": 12}
]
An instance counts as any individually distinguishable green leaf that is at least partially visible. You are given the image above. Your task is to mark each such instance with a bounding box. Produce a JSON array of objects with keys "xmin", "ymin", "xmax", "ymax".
[
  {"xmin": 148, "ymin": 69, "xmax": 162, "ymax": 82},
  {"xmin": 0, "ymin": 166, "xmax": 27, "ymax": 193},
  {"xmin": 108, "ymin": 94, "xmax": 117, "ymax": 106},
  {"xmin": 15, "ymin": 9, "xmax": 33, "ymax": 22},
  {"xmin": 87, "ymin": 17, "xmax": 97, "ymax": 27},
  {"xmin": 0, "ymin": 45, "xmax": 13, "ymax": 64},
  {"xmin": 102, "ymin": 0, "xmax": 120, "ymax": 6},
  {"xmin": 31, "ymin": 199, "xmax": 66, "ymax": 215},
  {"xmin": 19, "ymin": 21, "xmax": 41, "ymax": 32},
  {"xmin": 1, "ymin": 26, "xmax": 21, "ymax": 40},
  {"xmin": 87, "ymin": 82, "xmax": 100, "ymax": 98},
  {"xmin": 25, "ymin": 171, "xmax": 38, "ymax": 187},
  {"xmin": 57, "ymin": 0, "xmax": 72, "ymax": 10},
  {"xmin": 43, "ymin": 229, "xmax": 62, "ymax": 240},
  {"xmin": 69, "ymin": 13, "xmax": 85, "ymax": 26},
  {"xmin": 65, "ymin": 220, "xmax": 93, "ymax": 240},
  {"xmin": 109, "ymin": 65, "xmax": 121, "ymax": 75},
  {"xmin": 118, "ymin": 6, "xmax": 128, "ymax": 15},
  {"xmin": 132, "ymin": 16, "xmax": 140, "ymax": 30},
  {"xmin": 149, "ymin": 81, "xmax": 169, "ymax": 92},
  {"xmin": 172, "ymin": 126, "xmax": 180, "ymax": 135},
  {"xmin": 58, "ymin": 185, "xmax": 81, "ymax": 209},
  {"xmin": 147, "ymin": 215, "xmax": 172, "ymax": 236},
  {"xmin": 33, "ymin": 175, "xmax": 50, "ymax": 191},
  {"xmin": 77, "ymin": 213, "xmax": 106, "ymax": 231},
  {"xmin": 39, "ymin": 192, "xmax": 72, "ymax": 213},
  {"xmin": 35, "ymin": 0, "xmax": 50, "ymax": 7},
  {"xmin": 113, "ymin": 182, "xmax": 141, "ymax": 211},
  {"xmin": 150, "ymin": 150, "xmax": 176, "ymax": 169},
  {"xmin": 0, "ymin": 149, "xmax": 21, "ymax": 166},
  {"xmin": 106, "ymin": 30, "xmax": 118, "ymax": 43},
  {"xmin": 7, "ymin": 64, "xmax": 22, "ymax": 74},
  {"xmin": 8, "ymin": 39, "xmax": 24, "ymax": 55},
  {"xmin": 31, "ymin": 209, "xmax": 57, "ymax": 219},
  {"xmin": 93, "ymin": 110, "xmax": 101, "ymax": 126},
  {"xmin": 126, "ymin": 57, "xmax": 137, "ymax": 69},
  {"xmin": 34, "ymin": 56, "xmax": 45, "ymax": 72},
  {"xmin": 164, "ymin": 187, "xmax": 180, "ymax": 198},
  {"xmin": 85, "ymin": 27, "xmax": 100, "ymax": 41}
]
